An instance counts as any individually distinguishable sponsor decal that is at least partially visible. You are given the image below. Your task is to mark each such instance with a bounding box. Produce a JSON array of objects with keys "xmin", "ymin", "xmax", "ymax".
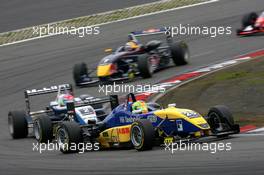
[
  {"xmin": 176, "ymin": 120, "xmax": 183, "ymax": 131},
  {"xmin": 147, "ymin": 115, "xmax": 157, "ymax": 123},
  {"xmin": 182, "ymin": 111, "xmax": 199, "ymax": 118},
  {"xmin": 118, "ymin": 128, "xmax": 130, "ymax": 134},
  {"xmin": 26, "ymin": 84, "xmax": 71, "ymax": 95}
]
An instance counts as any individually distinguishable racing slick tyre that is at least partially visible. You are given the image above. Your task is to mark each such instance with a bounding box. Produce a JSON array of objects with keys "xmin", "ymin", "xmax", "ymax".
[
  {"xmin": 130, "ymin": 119, "xmax": 155, "ymax": 151},
  {"xmin": 242, "ymin": 12, "xmax": 258, "ymax": 27},
  {"xmin": 137, "ymin": 54, "xmax": 153, "ymax": 78},
  {"xmin": 34, "ymin": 115, "xmax": 53, "ymax": 143},
  {"xmin": 56, "ymin": 122, "xmax": 83, "ymax": 153},
  {"xmin": 207, "ymin": 105, "xmax": 237, "ymax": 136},
  {"xmin": 8, "ymin": 111, "xmax": 28, "ymax": 139},
  {"xmin": 170, "ymin": 41, "xmax": 189, "ymax": 66},
  {"xmin": 73, "ymin": 62, "xmax": 88, "ymax": 85}
]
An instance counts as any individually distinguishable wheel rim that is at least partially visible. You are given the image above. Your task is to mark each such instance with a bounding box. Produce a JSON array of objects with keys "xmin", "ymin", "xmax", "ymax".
[
  {"xmin": 33, "ymin": 120, "xmax": 41, "ymax": 141},
  {"xmin": 210, "ymin": 112, "xmax": 223, "ymax": 132},
  {"xmin": 148, "ymin": 58, "xmax": 155, "ymax": 74},
  {"xmin": 131, "ymin": 125, "xmax": 143, "ymax": 147},
  {"xmin": 184, "ymin": 49, "xmax": 189, "ymax": 61},
  {"xmin": 8, "ymin": 116, "xmax": 14, "ymax": 135},
  {"xmin": 57, "ymin": 127, "xmax": 69, "ymax": 150}
]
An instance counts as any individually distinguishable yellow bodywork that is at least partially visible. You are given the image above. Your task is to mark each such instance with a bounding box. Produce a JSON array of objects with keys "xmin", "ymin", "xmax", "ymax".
[
  {"xmin": 97, "ymin": 64, "xmax": 112, "ymax": 77},
  {"xmin": 98, "ymin": 125, "xmax": 131, "ymax": 148},
  {"xmin": 97, "ymin": 106, "xmax": 210, "ymax": 148},
  {"xmin": 154, "ymin": 106, "xmax": 210, "ymax": 130}
]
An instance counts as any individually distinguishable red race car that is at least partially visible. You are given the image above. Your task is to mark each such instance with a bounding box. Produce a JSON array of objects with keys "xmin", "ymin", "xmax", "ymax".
[{"xmin": 237, "ymin": 11, "xmax": 264, "ymax": 36}]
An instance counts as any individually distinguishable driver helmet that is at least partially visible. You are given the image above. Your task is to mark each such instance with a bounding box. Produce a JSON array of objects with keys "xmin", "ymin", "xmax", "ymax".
[
  {"xmin": 132, "ymin": 100, "xmax": 148, "ymax": 114},
  {"xmin": 57, "ymin": 94, "xmax": 74, "ymax": 106},
  {"xmin": 125, "ymin": 41, "xmax": 139, "ymax": 51}
]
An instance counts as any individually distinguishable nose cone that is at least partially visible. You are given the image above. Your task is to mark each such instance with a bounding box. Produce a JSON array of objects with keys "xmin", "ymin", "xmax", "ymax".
[
  {"xmin": 154, "ymin": 107, "xmax": 210, "ymax": 130},
  {"xmin": 97, "ymin": 64, "xmax": 112, "ymax": 77}
]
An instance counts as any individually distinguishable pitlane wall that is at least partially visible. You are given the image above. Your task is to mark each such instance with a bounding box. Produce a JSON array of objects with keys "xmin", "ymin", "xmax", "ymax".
[{"xmin": 135, "ymin": 49, "xmax": 264, "ymax": 132}]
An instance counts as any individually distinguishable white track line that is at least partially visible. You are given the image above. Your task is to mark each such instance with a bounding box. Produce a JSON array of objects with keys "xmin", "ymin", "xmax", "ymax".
[
  {"xmin": 0, "ymin": 0, "xmax": 219, "ymax": 47},
  {"xmin": 247, "ymin": 127, "xmax": 264, "ymax": 133}
]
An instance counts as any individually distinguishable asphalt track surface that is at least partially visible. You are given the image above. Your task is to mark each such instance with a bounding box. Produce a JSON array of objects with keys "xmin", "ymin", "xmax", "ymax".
[
  {"xmin": 0, "ymin": 0, "xmax": 158, "ymax": 32},
  {"xmin": 0, "ymin": 0, "xmax": 264, "ymax": 174}
]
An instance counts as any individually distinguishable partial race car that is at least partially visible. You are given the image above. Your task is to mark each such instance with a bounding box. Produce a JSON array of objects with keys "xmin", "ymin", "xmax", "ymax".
[
  {"xmin": 237, "ymin": 11, "xmax": 264, "ymax": 36},
  {"xmin": 52, "ymin": 93, "xmax": 240, "ymax": 153},
  {"xmin": 73, "ymin": 28, "xmax": 190, "ymax": 86},
  {"xmin": 8, "ymin": 84, "xmax": 106, "ymax": 143}
]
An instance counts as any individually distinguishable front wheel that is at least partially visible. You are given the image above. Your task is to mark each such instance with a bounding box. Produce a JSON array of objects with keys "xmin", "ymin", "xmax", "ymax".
[
  {"xmin": 55, "ymin": 122, "xmax": 83, "ymax": 153},
  {"xmin": 207, "ymin": 105, "xmax": 235, "ymax": 134},
  {"xmin": 242, "ymin": 12, "xmax": 258, "ymax": 27},
  {"xmin": 130, "ymin": 119, "xmax": 155, "ymax": 151},
  {"xmin": 73, "ymin": 63, "xmax": 88, "ymax": 85}
]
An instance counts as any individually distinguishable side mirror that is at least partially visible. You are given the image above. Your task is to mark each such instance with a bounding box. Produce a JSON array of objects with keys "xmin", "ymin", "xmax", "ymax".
[
  {"xmin": 104, "ymin": 48, "xmax": 113, "ymax": 53},
  {"xmin": 168, "ymin": 103, "xmax": 176, "ymax": 108},
  {"xmin": 50, "ymin": 101, "xmax": 59, "ymax": 106}
]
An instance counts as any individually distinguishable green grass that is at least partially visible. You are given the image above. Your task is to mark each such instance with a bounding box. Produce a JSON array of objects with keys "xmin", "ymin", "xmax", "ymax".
[{"xmin": 215, "ymin": 71, "xmax": 249, "ymax": 81}]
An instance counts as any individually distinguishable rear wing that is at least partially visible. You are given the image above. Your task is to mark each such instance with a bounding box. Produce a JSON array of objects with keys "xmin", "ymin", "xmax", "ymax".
[
  {"xmin": 131, "ymin": 28, "xmax": 167, "ymax": 36},
  {"xmin": 66, "ymin": 95, "xmax": 119, "ymax": 120},
  {"xmin": 71, "ymin": 95, "xmax": 118, "ymax": 110},
  {"xmin": 129, "ymin": 27, "xmax": 172, "ymax": 45},
  {"xmin": 25, "ymin": 84, "xmax": 72, "ymax": 97},
  {"xmin": 24, "ymin": 84, "xmax": 73, "ymax": 114}
]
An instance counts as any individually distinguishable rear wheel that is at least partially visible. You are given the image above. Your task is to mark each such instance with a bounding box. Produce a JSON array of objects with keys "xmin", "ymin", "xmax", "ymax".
[
  {"xmin": 8, "ymin": 111, "xmax": 28, "ymax": 139},
  {"xmin": 137, "ymin": 54, "xmax": 153, "ymax": 78},
  {"xmin": 73, "ymin": 63, "xmax": 88, "ymax": 85},
  {"xmin": 34, "ymin": 115, "xmax": 53, "ymax": 143},
  {"xmin": 242, "ymin": 12, "xmax": 258, "ymax": 27},
  {"xmin": 130, "ymin": 119, "xmax": 155, "ymax": 151},
  {"xmin": 56, "ymin": 122, "xmax": 83, "ymax": 153},
  {"xmin": 170, "ymin": 41, "xmax": 189, "ymax": 65}
]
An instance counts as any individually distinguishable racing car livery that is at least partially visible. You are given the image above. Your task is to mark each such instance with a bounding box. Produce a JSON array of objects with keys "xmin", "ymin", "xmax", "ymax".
[
  {"xmin": 73, "ymin": 28, "xmax": 190, "ymax": 86},
  {"xmin": 52, "ymin": 93, "xmax": 240, "ymax": 153},
  {"xmin": 237, "ymin": 11, "xmax": 264, "ymax": 36},
  {"xmin": 7, "ymin": 84, "xmax": 106, "ymax": 143}
]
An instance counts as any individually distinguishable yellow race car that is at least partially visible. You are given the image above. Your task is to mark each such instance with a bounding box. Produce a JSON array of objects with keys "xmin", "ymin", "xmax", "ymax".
[{"xmin": 54, "ymin": 93, "xmax": 240, "ymax": 153}]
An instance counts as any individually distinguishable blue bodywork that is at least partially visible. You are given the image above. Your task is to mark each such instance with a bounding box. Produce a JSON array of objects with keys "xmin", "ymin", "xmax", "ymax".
[{"xmin": 102, "ymin": 103, "xmax": 202, "ymax": 136}]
